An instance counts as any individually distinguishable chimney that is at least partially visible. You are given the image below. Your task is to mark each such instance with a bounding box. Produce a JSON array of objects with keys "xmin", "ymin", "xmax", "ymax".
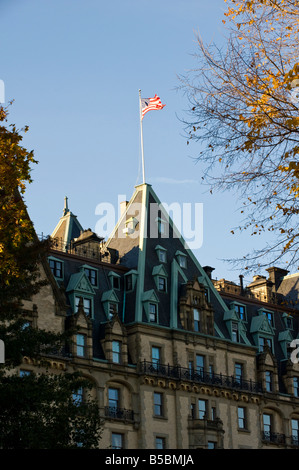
[
  {"xmin": 203, "ymin": 266, "xmax": 215, "ymax": 280},
  {"xmin": 239, "ymin": 275, "xmax": 244, "ymax": 295},
  {"xmin": 266, "ymin": 267, "xmax": 289, "ymax": 291}
]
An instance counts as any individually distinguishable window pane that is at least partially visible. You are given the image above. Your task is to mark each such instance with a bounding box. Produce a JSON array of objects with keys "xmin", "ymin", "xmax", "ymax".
[
  {"xmin": 108, "ymin": 388, "xmax": 119, "ymax": 408},
  {"xmin": 76, "ymin": 334, "xmax": 85, "ymax": 357},
  {"xmin": 198, "ymin": 399, "xmax": 206, "ymax": 419},
  {"xmin": 156, "ymin": 437, "xmax": 165, "ymax": 449},
  {"xmin": 154, "ymin": 392, "xmax": 163, "ymax": 416},
  {"xmin": 111, "ymin": 433, "xmax": 123, "ymax": 449},
  {"xmin": 112, "ymin": 341, "xmax": 121, "ymax": 363}
]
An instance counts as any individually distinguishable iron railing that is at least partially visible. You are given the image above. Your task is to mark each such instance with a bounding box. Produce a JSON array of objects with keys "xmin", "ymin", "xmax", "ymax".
[
  {"xmin": 104, "ymin": 406, "xmax": 134, "ymax": 421},
  {"xmin": 140, "ymin": 360, "xmax": 263, "ymax": 394},
  {"xmin": 262, "ymin": 431, "xmax": 286, "ymax": 445}
]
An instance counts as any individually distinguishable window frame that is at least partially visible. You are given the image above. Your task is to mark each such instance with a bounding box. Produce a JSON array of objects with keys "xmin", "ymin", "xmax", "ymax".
[
  {"xmin": 154, "ymin": 392, "xmax": 163, "ymax": 417},
  {"xmin": 112, "ymin": 340, "xmax": 121, "ymax": 364},
  {"xmin": 76, "ymin": 333, "xmax": 86, "ymax": 357}
]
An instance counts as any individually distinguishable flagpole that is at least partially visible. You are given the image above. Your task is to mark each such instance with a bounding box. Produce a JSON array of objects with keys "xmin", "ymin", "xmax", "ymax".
[{"xmin": 139, "ymin": 89, "xmax": 145, "ymax": 184}]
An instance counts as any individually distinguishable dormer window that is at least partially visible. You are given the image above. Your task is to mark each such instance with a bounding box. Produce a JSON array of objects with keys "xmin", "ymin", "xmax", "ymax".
[
  {"xmin": 75, "ymin": 296, "xmax": 92, "ymax": 317},
  {"xmin": 232, "ymin": 322, "xmax": 239, "ymax": 342},
  {"xmin": 158, "ymin": 277, "xmax": 166, "ymax": 292},
  {"xmin": 149, "ymin": 303, "xmax": 158, "ymax": 322},
  {"xmin": 234, "ymin": 304, "xmax": 246, "ymax": 321},
  {"xmin": 261, "ymin": 309, "xmax": 275, "ymax": 328},
  {"xmin": 48, "ymin": 257, "xmax": 63, "ymax": 279},
  {"xmin": 109, "ymin": 302, "xmax": 118, "ymax": 319},
  {"xmin": 176, "ymin": 250, "xmax": 187, "ymax": 269},
  {"xmin": 155, "ymin": 245, "xmax": 167, "ymax": 263},
  {"xmin": 83, "ymin": 267, "xmax": 98, "ymax": 287},
  {"xmin": 108, "ymin": 272, "xmax": 121, "ymax": 290}
]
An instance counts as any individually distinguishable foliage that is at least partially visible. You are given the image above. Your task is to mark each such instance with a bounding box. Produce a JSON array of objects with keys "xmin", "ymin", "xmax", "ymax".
[
  {"xmin": 179, "ymin": 0, "xmax": 299, "ymax": 272},
  {"xmin": 0, "ymin": 105, "xmax": 102, "ymax": 448}
]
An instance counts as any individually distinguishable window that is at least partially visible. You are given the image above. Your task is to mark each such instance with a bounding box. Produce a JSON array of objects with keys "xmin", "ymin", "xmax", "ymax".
[
  {"xmin": 49, "ymin": 258, "xmax": 63, "ymax": 278},
  {"xmin": 125, "ymin": 275, "xmax": 132, "ymax": 291},
  {"xmin": 73, "ymin": 387, "xmax": 83, "ymax": 405},
  {"xmin": 179, "ymin": 255, "xmax": 187, "ymax": 268},
  {"xmin": 158, "ymin": 277, "xmax": 166, "ymax": 292},
  {"xmin": 75, "ymin": 296, "xmax": 92, "ymax": 317},
  {"xmin": 211, "ymin": 406, "xmax": 217, "ymax": 421},
  {"xmin": 291, "ymin": 419, "xmax": 299, "ymax": 445},
  {"xmin": 286, "ymin": 315, "xmax": 293, "ymax": 329},
  {"xmin": 193, "ymin": 309, "xmax": 200, "ymax": 332},
  {"xmin": 76, "ymin": 334, "xmax": 86, "ymax": 357},
  {"xmin": 238, "ymin": 407, "xmax": 246, "ymax": 429},
  {"xmin": 155, "ymin": 437, "xmax": 166, "ymax": 449},
  {"xmin": 152, "ymin": 346, "xmax": 161, "ymax": 369},
  {"xmin": 111, "ymin": 433, "xmax": 123, "ymax": 449},
  {"xmin": 263, "ymin": 310, "xmax": 274, "ymax": 327},
  {"xmin": 84, "ymin": 267, "xmax": 97, "ymax": 286},
  {"xmin": 235, "ymin": 304, "xmax": 246, "ymax": 321},
  {"xmin": 112, "ymin": 340, "xmax": 121, "ymax": 363},
  {"xmin": 232, "ymin": 322, "xmax": 239, "ymax": 342},
  {"xmin": 157, "ymin": 219, "xmax": 166, "ymax": 235},
  {"xmin": 113, "ymin": 276, "xmax": 120, "ymax": 289},
  {"xmin": 198, "ymin": 399, "xmax": 207, "ymax": 419},
  {"xmin": 149, "ymin": 303, "xmax": 158, "ymax": 322},
  {"xmin": 265, "ymin": 371, "xmax": 273, "ymax": 392},
  {"xmin": 293, "ymin": 377, "xmax": 299, "ymax": 397},
  {"xmin": 196, "ymin": 354, "xmax": 205, "ymax": 377},
  {"xmin": 154, "ymin": 392, "xmax": 163, "ymax": 416},
  {"xmin": 259, "ymin": 337, "xmax": 273, "ymax": 352},
  {"xmin": 108, "ymin": 388, "xmax": 119, "ymax": 411},
  {"xmin": 109, "ymin": 302, "xmax": 118, "ymax": 319},
  {"xmin": 20, "ymin": 370, "xmax": 31, "ymax": 377},
  {"xmin": 263, "ymin": 413, "xmax": 272, "ymax": 440},
  {"xmin": 235, "ymin": 363, "xmax": 243, "ymax": 384},
  {"xmin": 159, "ymin": 250, "xmax": 166, "ymax": 263},
  {"xmin": 207, "ymin": 442, "xmax": 216, "ymax": 449}
]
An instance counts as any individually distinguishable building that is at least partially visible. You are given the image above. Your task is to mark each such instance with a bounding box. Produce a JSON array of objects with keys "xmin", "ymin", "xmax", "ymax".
[{"xmin": 21, "ymin": 183, "xmax": 299, "ymax": 449}]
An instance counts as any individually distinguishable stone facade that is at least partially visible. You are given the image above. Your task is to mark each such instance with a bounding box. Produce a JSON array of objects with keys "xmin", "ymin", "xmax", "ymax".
[{"xmin": 19, "ymin": 183, "xmax": 299, "ymax": 449}]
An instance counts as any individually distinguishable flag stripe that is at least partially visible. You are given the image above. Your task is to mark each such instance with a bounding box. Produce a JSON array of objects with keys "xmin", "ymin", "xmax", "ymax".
[{"xmin": 141, "ymin": 94, "xmax": 165, "ymax": 120}]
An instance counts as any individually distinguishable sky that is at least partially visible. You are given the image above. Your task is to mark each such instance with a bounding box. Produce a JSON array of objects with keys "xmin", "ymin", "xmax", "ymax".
[{"xmin": 0, "ymin": 0, "xmax": 283, "ymax": 285}]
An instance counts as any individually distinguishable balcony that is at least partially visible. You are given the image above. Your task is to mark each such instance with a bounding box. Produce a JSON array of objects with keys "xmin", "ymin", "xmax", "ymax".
[
  {"xmin": 139, "ymin": 360, "xmax": 262, "ymax": 394},
  {"xmin": 262, "ymin": 431, "xmax": 286, "ymax": 445},
  {"xmin": 104, "ymin": 406, "xmax": 134, "ymax": 421},
  {"xmin": 188, "ymin": 416, "xmax": 223, "ymax": 431}
]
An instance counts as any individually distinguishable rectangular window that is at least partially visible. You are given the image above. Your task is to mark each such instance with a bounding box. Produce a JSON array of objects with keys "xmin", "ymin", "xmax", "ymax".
[
  {"xmin": 179, "ymin": 256, "xmax": 187, "ymax": 268},
  {"xmin": 158, "ymin": 277, "xmax": 166, "ymax": 292},
  {"xmin": 263, "ymin": 413, "xmax": 272, "ymax": 440},
  {"xmin": 75, "ymin": 296, "xmax": 92, "ymax": 316},
  {"xmin": 235, "ymin": 363, "xmax": 243, "ymax": 383},
  {"xmin": 76, "ymin": 334, "xmax": 86, "ymax": 357},
  {"xmin": 159, "ymin": 250, "xmax": 166, "ymax": 263},
  {"xmin": 259, "ymin": 337, "xmax": 272, "ymax": 352},
  {"xmin": 265, "ymin": 371, "xmax": 273, "ymax": 392},
  {"xmin": 49, "ymin": 259, "xmax": 63, "ymax": 278},
  {"xmin": 198, "ymin": 399, "xmax": 207, "ymax": 419},
  {"xmin": 113, "ymin": 276, "xmax": 120, "ymax": 289},
  {"xmin": 125, "ymin": 275, "xmax": 132, "ymax": 291},
  {"xmin": 232, "ymin": 322, "xmax": 239, "ymax": 342},
  {"xmin": 152, "ymin": 346, "xmax": 161, "ymax": 369},
  {"xmin": 235, "ymin": 304, "xmax": 245, "ymax": 321},
  {"xmin": 207, "ymin": 441, "xmax": 216, "ymax": 449},
  {"xmin": 109, "ymin": 302, "xmax": 118, "ymax": 319},
  {"xmin": 84, "ymin": 267, "xmax": 97, "ymax": 286},
  {"xmin": 238, "ymin": 407, "xmax": 246, "ymax": 429},
  {"xmin": 196, "ymin": 355, "xmax": 205, "ymax": 377},
  {"xmin": 108, "ymin": 388, "xmax": 119, "ymax": 410},
  {"xmin": 193, "ymin": 309, "xmax": 200, "ymax": 332},
  {"xmin": 154, "ymin": 392, "xmax": 163, "ymax": 416},
  {"xmin": 73, "ymin": 387, "xmax": 83, "ymax": 405},
  {"xmin": 190, "ymin": 403, "xmax": 196, "ymax": 419},
  {"xmin": 112, "ymin": 340, "xmax": 121, "ymax": 363},
  {"xmin": 291, "ymin": 419, "xmax": 299, "ymax": 445},
  {"xmin": 294, "ymin": 377, "xmax": 299, "ymax": 397},
  {"xmin": 211, "ymin": 406, "xmax": 217, "ymax": 421},
  {"xmin": 155, "ymin": 437, "xmax": 166, "ymax": 449},
  {"xmin": 149, "ymin": 303, "xmax": 157, "ymax": 322},
  {"xmin": 111, "ymin": 433, "xmax": 123, "ymax": 449}
]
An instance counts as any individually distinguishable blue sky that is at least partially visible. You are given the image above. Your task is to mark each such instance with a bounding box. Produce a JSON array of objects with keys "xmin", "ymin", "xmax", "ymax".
[{"xmin": 0, "ymin": 0, "xmax": 280, "ymax": 284}]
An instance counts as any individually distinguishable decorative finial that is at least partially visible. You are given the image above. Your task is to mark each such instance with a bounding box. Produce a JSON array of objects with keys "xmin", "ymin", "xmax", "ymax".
[{"xmin": 63, "ymin": 196, "xmax": 69, "ymax": 216}]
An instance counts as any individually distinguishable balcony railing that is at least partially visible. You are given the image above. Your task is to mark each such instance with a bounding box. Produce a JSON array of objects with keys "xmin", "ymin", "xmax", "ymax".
[
  {"xmin": 104, "ymin": 406, "xmax": 134, "ymax": 421},
  {"xmin": 262, "ymin": 431, "xmax": 286, "ymax": 445},
  {"xmin": 140, "ymin": 360, "xmax": 262, "ymax": 394}
]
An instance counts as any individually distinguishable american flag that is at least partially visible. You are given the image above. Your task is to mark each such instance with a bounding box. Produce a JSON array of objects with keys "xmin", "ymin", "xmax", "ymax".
[{"xmin": 141, "ymin": 94, "xmax": 165, "ymax": 120}]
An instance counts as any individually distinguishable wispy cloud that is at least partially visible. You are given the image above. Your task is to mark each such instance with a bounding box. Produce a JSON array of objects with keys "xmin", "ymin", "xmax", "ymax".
[{"xmin": 149, "ymin": 176, "xmax": 199, "ymax": 185}]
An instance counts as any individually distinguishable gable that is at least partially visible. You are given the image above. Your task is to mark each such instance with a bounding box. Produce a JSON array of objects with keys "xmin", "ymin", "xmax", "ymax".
[{"xmin": 66, "ymin": 271, "xmax": 95, "ymax": 295}]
